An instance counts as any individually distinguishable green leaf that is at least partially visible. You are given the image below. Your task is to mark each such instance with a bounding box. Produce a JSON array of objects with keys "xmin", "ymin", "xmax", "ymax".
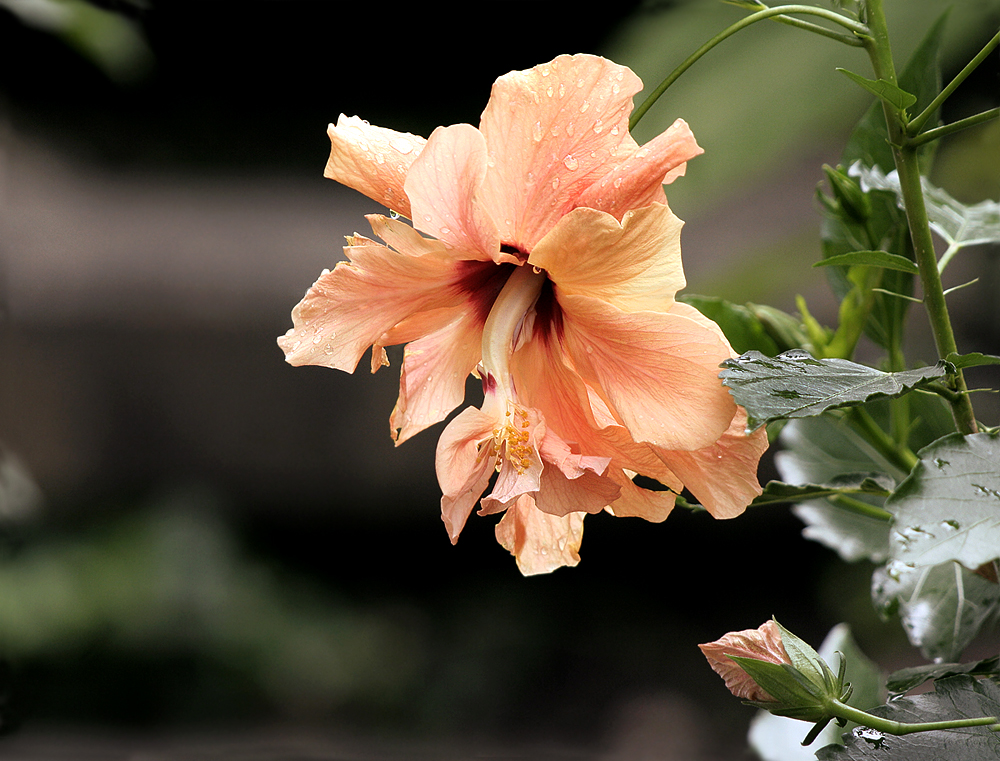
[
  {"xmin": 888, "ymin": 432, "xmax": 1000, "ymax": 570},
  {"xmin": 719, "ymin": 350, "xmax": 950, "ymax": 431},
  {"xmin": 751, "ymin": 476, "xmax": 893, "ymax": 508},
  {"xmin": 947, "ymin": 352, "xmax": 1000, "ymax": 370},
  {"xmin": 678, "ymin": 295, "xmax": 780, "ymax": 356},
  {"xmin": 850, "ymin": 163, "xmax": 1000, "ymax": 257},
  {"xmin": 816, "ymin": 675, "xmax": 1000, "ymax": 760},
  {"xmin": 814, "ymin": 250, "xmax": 920, "ymax": 274},
  {"xmin": 748, "ymin": 624, "xmax": 885, "ymax": 761},
  {"xmin": 836, "ymin": 68, "xmax": 918, "ymax": 111},
  {"xmin": 887, "ymin": 656, "xmax": 1000, "ymax": 696},
  {"xmin": 872, "ymin": 560, "xmax": 1000, "ymax": 662}
]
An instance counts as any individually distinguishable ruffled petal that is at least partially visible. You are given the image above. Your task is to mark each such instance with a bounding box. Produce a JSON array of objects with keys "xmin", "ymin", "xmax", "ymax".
[
  {"xmin": 529, "ymin": 204, "xmax": 685, "ymax": 314},
  {"xmin": 495, "ymin": 494, "xmax": 585, "ymax": 575},
  {"xmin": 388, "ymin": 308, "xmax": 483, "ymax": 444},
  {"xmin": 605, "ymin": 470, "xmax": 678, "ymax": 522},
  {"xmin": 278, "ymin": 239, "xmax": 468, "ymax": 373},
  {"xmin": 324, "ymin": 116, "xmax": 426, "ymax": 218},
  {"xmin": 574, "ymin": 119, "xmax": 703, "ymax": 219},
  {"xmin": 404, "ymin": 124, "xmax": 502, "ymax": 261},
  {"xmin": 435, "ymin": 406, "xmax": 495, "ymax": 542},
  {"xmin": 658, "ymin": 410, "xmax": 767, "ymax": 519},
  {"xmin": 478, "ymin": 54, "xmax": 643, "ymax": 250},
  {"xmin": 559, "ymin": 294, "xmax": 737, "ymax": 451}
]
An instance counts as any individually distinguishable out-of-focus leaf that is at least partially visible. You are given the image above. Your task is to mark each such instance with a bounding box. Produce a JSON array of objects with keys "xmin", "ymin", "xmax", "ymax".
[
  {"xmin": 814, "ymin": 250, "xmax": 920, "ymax": 274},
  {"xmin": 679, "ymin": 295, "xmax": 780, "ymax": 356},
  {"xmin": 836, "ymin": 69, "xmax": 917, "ymax": 111},
  {"xmin": 751, "ymin": 475, "xmax": 893, "ymax": 508},
  {"xmin": 719, "ymin": 350, "xmax": 949, "ymax": 431},
  {"xmin": 872, "ymin": 561, "xmax": 1000, "ymax": 662},
  {"xmin": 887, "ymin": 656, "xmax": 999, "ymax": 696},
  {"xmin": 888, "ymin": 432, "xmax": 1000, "ymax": 570},
  {"xmin": 749, "ymin": 624, "xmax": 885, "ymax": 761},
  {"xmin": 946, "ymin": 352, "xmax": 1000, "ymax": 370},
  {"xmin": 816, "ymin": 675, "xmax": 1000, "ymax": 760},
  {"xmin": 851, "ymin": 163, "xmax": 1000, "ymax": 255}
]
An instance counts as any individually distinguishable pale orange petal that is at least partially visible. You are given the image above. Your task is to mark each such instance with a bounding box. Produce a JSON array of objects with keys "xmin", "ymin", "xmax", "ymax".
[
  {"xmin": 278, "ymin": 240, "xmax": 467, "ymax": 373},
  {"xmin": 495, "ymin": 494, "xmax": 585, "ymax": 575},
  {"xmin": 657, "ymin": 409, "xmax": 767, "ymax": 519},
  {"xmin": 560, "ymin": 294, "xmax": 737, "ymax": 451},
  {"xmin": 529, "ymin": 204, "xmax": 685, "ymax": 314},
  {"xmin": 478, "ymin": 54, "xmax": 643, "ymax": 250},
  {"xmin": 532, "ymin": 433, "xmax": 619, "ymax": 517},
  {"xmin": 367, "ymin": 214, "xmax": 467, "ymax": 259},
  {"xmin": 435, "ymin": 406, "xmax": 495, "ymax": 542},
  {"xmin": 605, "ymin": 470, "xmax": 678, "ymax": 522},
  {"xmin": 699, "ymin": 620, "xmax": 789, "ymax": 701},
  {"xmin": 389, "ymin": 309, "xmax": 483, "ymax": 445},
  {"xmin": 324, "ymin": 116, "xmax": 426, "ymax": 218},
  {"xmin": 404, "ymin": 124, "xmax": 501, "ymax": 260},
  {"xmin": 574, "ymin": 119, "xmax": 703, "ymax": 218}
]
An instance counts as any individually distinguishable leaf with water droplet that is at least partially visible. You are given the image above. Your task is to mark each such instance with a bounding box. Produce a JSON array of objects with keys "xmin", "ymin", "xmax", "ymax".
[
  {"xmin": 888, "ymin": 431, "xmax": 1000, "ymax": 571},
  {"xmin": 719, "ymin": 350, "xmax": 950, "ymax": 431}
]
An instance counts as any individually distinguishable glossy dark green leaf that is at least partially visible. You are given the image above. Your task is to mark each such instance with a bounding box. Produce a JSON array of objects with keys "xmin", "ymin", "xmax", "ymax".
[
  {"xmin": 719, "ymin": 350, "xmax": 950, "ymax": 431},
  {"xmin": 816, "ymin": 676, "xmax": 1000, "ymax": 760},
  {"xmin": 836, "ymin": 69, "xmax": 917, "ymax": 111},
  {"xmin": 814, "ymin": 250, "xmax": 919, "ymax": 274},
  {"xmin": 678, "ymin": 295, "xmax": 780, "ymax": 356},
  {"xmin": 888, "ymin": 656, "xmax": 999, "ymax": 696},
  {"xmin": 888, "ymin": 432, "xmax": 1000, "ymax": 570},
  {"xmin": 872, "ymin": 560, "xmax": 1000, "ymax": 662}
]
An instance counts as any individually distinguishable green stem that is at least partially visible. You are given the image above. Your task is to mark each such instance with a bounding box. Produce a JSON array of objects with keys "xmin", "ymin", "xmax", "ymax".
[
  {"xmin": 830, "ymin": 699, "xmax": 999, "ymax": 736},
  {"xmin": 907, "ymin": 28, "xmax": 1000, "ymax": 136},
  {"xmin": 862, "ymin": 0, "xmax": 979, "ymax": 436},
  {"xmin": 908, "ymin": 108, "xmax": 1000, "ymax": 149},
  {"xmin": 848, "ymin": 407, "xmax": 918, "ymax": 474},
  {"xmin": 829, "ymin": 495, "xmax": 893, "ymax": 522},
  {"xmin": 629, "ymin": 4, "xmax": 868, "ymax": 130}
]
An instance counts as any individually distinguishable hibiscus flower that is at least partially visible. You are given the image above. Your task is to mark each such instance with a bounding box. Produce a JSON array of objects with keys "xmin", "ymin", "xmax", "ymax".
[{"xmin": 279, "ymin": 54, "xmax": 767, "ymax": 574}]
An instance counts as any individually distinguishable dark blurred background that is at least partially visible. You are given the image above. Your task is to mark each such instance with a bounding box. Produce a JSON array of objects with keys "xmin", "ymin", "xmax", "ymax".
[{"xmin": 0, "ymin": 1, "xmax": 998, "ymax": 758}]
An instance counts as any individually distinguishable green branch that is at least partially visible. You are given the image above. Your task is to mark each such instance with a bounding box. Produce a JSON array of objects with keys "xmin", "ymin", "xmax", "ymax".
[
  {"xmin": 830, "ymin": 699, "xmax": 999, "ymax": 736},
  {"xmin": 908, "ymin": 108, "xmax": 1000, "ymax": 149}
]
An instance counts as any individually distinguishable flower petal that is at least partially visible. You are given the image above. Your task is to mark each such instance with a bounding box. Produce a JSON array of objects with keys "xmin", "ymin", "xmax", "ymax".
[
  {"xmin": 560, "ymin": 294, "xmax": 737, "ymax": 451},
  {"xmin": 574, "ymin": 119, "xmax": 703, "ymax": 219},
  {"xmin": 529, "ymin": 203, "xmax": 685, "ymax": 314},
  {"xmin": 325, "ymin": 116, "xmax": 426, "ymax": 218},
  {"xmin": 404, "ymin": 124, "xmax": 501, "ymax": 260},
  {"xmin": 278, "ymin": 239, "xmax": 467, "ymax": 373},
  {"xmin": 478, "ymin": 54, "xmax": 643, "ymax": 250},
  {"xmin": 495, "ymin": 494, "xmax": 585, "ymax": 575},
  {"xmin": 657, "ymin": 410, "xmax": 767, "ymax": 519},
  {"xmin": 699, "ymin": 620, "xmax": 790, "ymax": 701},
  {"xmin": 605, "ymin": 470, "xmax": 678, "ymax": 522},
  {"xmin": 435, "ymin": 406, "xmax": 495, "ymax": 542}
]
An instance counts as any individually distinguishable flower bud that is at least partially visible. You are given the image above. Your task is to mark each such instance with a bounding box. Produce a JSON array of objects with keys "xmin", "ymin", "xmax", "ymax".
[{"xmin": 821, "ymin": 164, "xmax": 871, "ymax": 224}]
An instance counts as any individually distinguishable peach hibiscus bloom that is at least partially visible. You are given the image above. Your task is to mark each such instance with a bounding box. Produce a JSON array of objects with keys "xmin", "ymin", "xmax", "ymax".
[
  {"xmin": 279, "ymin": 54, "xmax": 767, "ymax": 574},
  {"xmin": 699, "ymin": 620, "xmax": 791, "ymax": 702}
]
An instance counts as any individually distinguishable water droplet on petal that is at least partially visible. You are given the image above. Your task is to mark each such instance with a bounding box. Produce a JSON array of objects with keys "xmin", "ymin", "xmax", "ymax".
[
  {"xmin": 389, "ymin": 137, "xmax": 413, "ymax": 154},
  {"xmin": 610, "ymin": 125, "xmax": 620, "ymax": 136},
  {"xmin": 593, "ymin": 120, "xmax": 604, "ymax": 134},
  {"xmin": 551, "ymin": 177, "xmax": 560, "ymax": 190},
  {"xmin": 546, "ymin": 86, "xmax": 554, "ymax": 98},
  {"xmin": 440, "ymin": 226, "xmax": 451, "ymax": 235},
  {"xmin": 532, "ymin": 121, "xmax": 543, "ymax": 143},
  {"xmin": 563, "ymin": 155, "xmax": 578, "ymax": 171},
  {"xmin": 579, "ymin": 100, "xmax": 591, "ymax": 113},
  {"xmin": 613, "ymin": 177, "xmax": 623, "ymax": 189},
  {"xmin": 566, "ymin": 122, "xmax": 575, "ymax": 137}
]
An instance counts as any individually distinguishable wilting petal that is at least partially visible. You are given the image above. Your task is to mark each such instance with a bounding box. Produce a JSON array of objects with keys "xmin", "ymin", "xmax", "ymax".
[
  {"xmin": 478, "ymin": 54, "xmax": 643, "ymax": 250},
  {"xmin": 699, "ymin": 620, "xmax": 790, "ymax": 702},
  {"xmin": 495, "ymin": 494, "xmax": 585, "ymax": 575},
  {"xmin": 560, "ymin": 294, "xmax": 736, "ymax": 451},
  {"xmin": 405, "ymin": 124, "xmax": 501, "ymax": 260},
  {"xmin": 388, "ymin": 308, "xmax": 483, "ymax": 444},
  {"xmin": 325, "ymin": 116, "xmax": 426, "ymax": 218},
  {"xmin": 658, "ymin": 410, "xmax": 767, "ymax": 519},
  {"xmin": 530, "ymin": 204, "xmax": 685, "ymax": 314},
  {"xmin": 575, "ymin": 119, "xmax": 703, "ymax": 218},
  {"xmin": 278, "ymin": 240, "xmax": 467, "ymax": 373},
  {"xmin": 435, "ymin": 406, "xmax": 496, "ymax": 542}
]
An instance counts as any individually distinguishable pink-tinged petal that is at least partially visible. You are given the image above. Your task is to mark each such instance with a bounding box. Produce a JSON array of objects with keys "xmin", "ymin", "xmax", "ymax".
[
  {"xmin": 699, "ymin": 620, "xmax": 790, "ymax": 701},
  {"xmin": 560, "ymin": 294, "xmax": 737, "ymax": 451},
  {"xmin": 529, "ymin": 204, "xmax": 685, "ymax": 314},
  {"xmin": 478, "ymin": 54, "xmax": 644, "ymax": 250},
  {"xmin": 278, "ymin": 240, "xmax": 468, "ymax": 373},
  {"xmin": 367, "ymin": 214, "xmax": 469, "ymax": 259},
  {"xmin": 404, "ymin": 124, "xmax": 501, "ymax": 260},
  {"xmin": 435, "ymin": 406, "xmax": 495, "ymax": 542},
  {"xmin": 605, "ymin": 470, "xmax": 678, "ymax": 522},
  {"xmin": 658, "ymin": 410, "xmax": 767, "ymax": 519},
  {"xmin": 495, "ymin": 494, "xmax": 585, "ymax": 576},
  {"xmin": 479, "ymin": 406, "xmax": 545, "ymax": 514},
  {"xmin": 532, "ymin": 433, "xmax": 619, "ymax": 517},
  {"xmin": 325, "ymin": 116, "xmax": 426, "ymax": 218},
  {"xmin": 575, "ymin": 119, "xmax": 703, "ymax": 219},
  {"xmin": 388, "ymin": 308, "xmax": 483, "ymax": 444}
]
